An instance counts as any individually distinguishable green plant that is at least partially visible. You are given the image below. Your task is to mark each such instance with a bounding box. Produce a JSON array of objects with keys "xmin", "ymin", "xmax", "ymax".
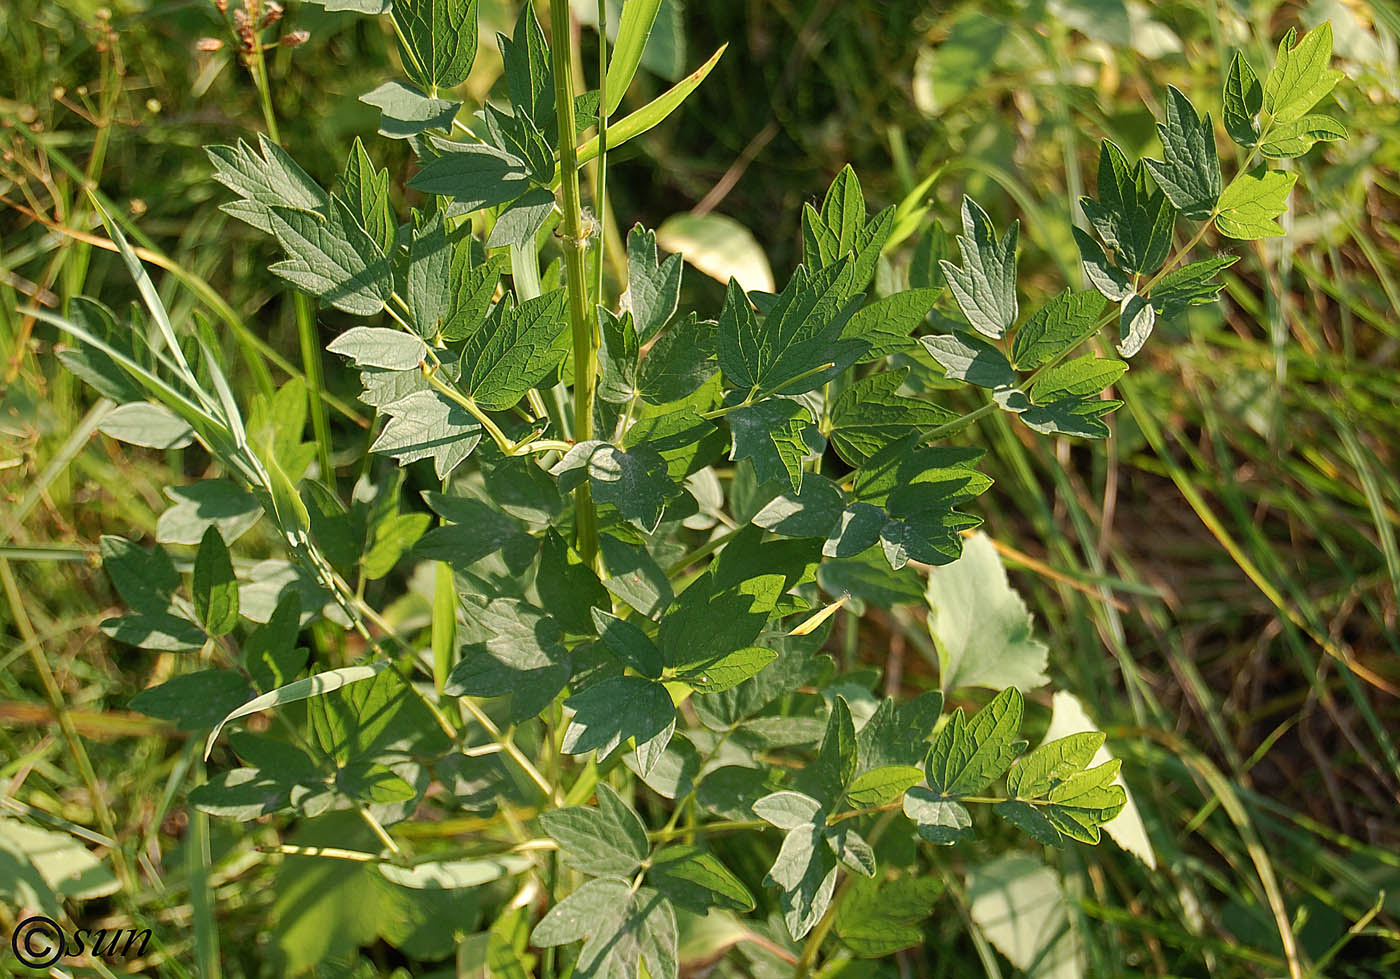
[{"xmin": 32, "ymin": 4, "xmax": 1352, "ymax": 974}]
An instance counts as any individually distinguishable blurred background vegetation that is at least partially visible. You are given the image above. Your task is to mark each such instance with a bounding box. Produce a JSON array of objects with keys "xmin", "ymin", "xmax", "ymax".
[{"xmin": 2, "ymin": 0, "xmax": 1399, "ymax": 975}]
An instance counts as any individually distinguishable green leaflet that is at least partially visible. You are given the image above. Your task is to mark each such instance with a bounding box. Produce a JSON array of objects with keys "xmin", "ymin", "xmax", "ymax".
[
  {"xmin": 446, "ymin": 596, "xmax": 571, "ymax": 722},
  {"xmin": 938, "ymin": 196, "xmax": 1019, "ymax": 339},
  {"xmin": 1080, "ymin": 139, "xmax": 1175, "ymax": 275},
  {"xmin": 657, "ymin": 565, "xmax": 785, "ymax": 674},
  {"xmin": 539, "ymin": 783, "xmax": 649, "ymax": 876},
  {"xmin": 441, "ymin": 240, "xmax": 506, "ymax": 342},
  {"xmin": 462, "ymin": 290, "xmax": 569, "ymax": 411},
  {"xmin": 753, "ymin": 475, "xmax": 845, "ymax": 539},
  {"xmin": 359, "ymin": 81, "xmax": 461, "ymax": 139},
  {"xmin": 339, "ymin": 138, "xmax": 397, "ymax": 256},
  {"xmin": 561, "ymin": 676, "xmax": 676, "ymax": 769},
  {"xmin": 392, "ymin": 0, "xmax": 479, "ymax": 92},
  {"xmin": 1118, "ymin": 294, "xmax": 1155, "ymax": 359},
  {"xmin": 1214, "ymin": 169, "xmax": 1298, "ymax": 240},
  {"xmin": 756, "ymin": 792, "xmax": 839, "ymax": 940},
  {"xmin": 337, "ymin": 762, "xmax": 417, "ymax": 805},
  {"xmin": 1072, "ymin": 226, "xmax": 1133, "ymax": 302},
  {"xmin": 1027, "ymin": 354, "xmax": 1128, "ymax": 405},
  {"xmin": 637, "ymin": 313, "xmax": 718, "ymax": 405},
  {"xmin": 538, "ymin": 531, "xmax": 609, "ymax": 634},
  {"xmin": 902, "ymin": 789, "xmax": 973, "ymax": 845},
  {"xmin": 597, "ymin": 307, "xmax": 641, "ymax": 405},
  {"xmin": 98, "ymin": 401, "xmax": 195, "ymax": 450},
  {"xmin": 717, "ymin": 265, "xmax": 865, "ymax": 398},
  {"xmin": 309, "ymin": 667, "xmax": 447, "ymax": 766},
  {"xmin": 499, "ymin": 5, "xmax": 555, "ymax": 138},
  {"xmin": 1144, "ymin": 86, "xmax": 1221, "ymax": 220},
  {"xmin": 327, "ymin": 328, "xmax": 427, "ymax": 371},
  {"xmin": 841, "ymin": 287, "xmax": 939, "ymax": 362},
  {"xmin": 598, "ymin": 534, "xmax": 673, "ymax": 619},
  {"xmin": 672, "ymin": 647, "xmax": 778, "ymax": 694},
  {"xmin": 266, "ymin": 198, "xmax": 394, "ymax": 316},
  {"xmin": 243, "ymin": 593, "xmax": 306, "ymax": 693},
  {"xmin": 407, "ymin": 210, "xmax": 452, "ymax": 337},
  {"xmin": 811, "ymin": 166, "xmax": 867, "ymax": 263},
  {"xmin": 206, "ymin": 135, "xmax": 326, "ymax": 235},
  {"xmin": 1223, "ymin": 52, "xmax": 1263, "ymax": 147},
  {"xmin": 830, "ymin": 368, "xmax": 956, "ymax": 467},
  {"xmin": 369, "ymin": 389, "xmax": 482, "ymax": 479},
  {"xmin": 552, "ymin": 441, "xmax": 678, "ymax": 533},
  {"xmin": 1148, "ymin": 255, "xmax": 1239, "ymax": 313},
  {"xmin": 1263, "ymin": 23, "xmax": 1344, "ymax": 125},
  {"xmin": 727, "ymin": 398, "xmax": 817, "ymax": 493},
  {"xmin": 920, "ymin": 332, "xmax": 1016, "ymax": 390},
  {"xmin": 156, "ymin": 479, "xmax": 262, "ymax": 546},
  {"xmin": 843, "ymin": 766, "xmax": 924, "ymax": 808},
  {"xmin": 827, "ymin": 824, "xmax": 877, "ymax": 877},
  {"xmin": 193, "ymin": 526, "xmax": 239, "ymax": 637},
  {"xmin": 485, "ymin": 187, "xmax": 556, "ymax": 250},
  {"xmin": 204, "ymin": 662, "xmax": 392, "ymax": 759},
  {"xmin": 129, "ymin": 669, "xmax": 252, "ymax": 731},
  {"xmin": 1005, "ymin": 732, "xmax": 1104, "ymax": 799},
  {"xmin": 834, "ymin": 873, "xmax": 943, "ymax": 957},
  {"xmin": 648, "ymin": 845, "xmax": 755, "ymax": 913},
  {"xmin": 622, "ymin": 403, "xmax": 723, "ymax": 483},
  {"xmin": 1011, "ymin": 288, "xmax": 1108, "ymax": 370},
  {"xmin": 1020, "ymin": 395, "xmax": 1122, "ymax": 440},
  {"xmin": 591, "ymin": 608, "xmax": 663, "ymax": 678},
  {"xmin": 802, "ymin": 167, "xmax": 894, "ymax": 292},
  {"xmin": 409, "ymin": 139, "xmax": 531, "ymax": 210},
  {"xmin": 856, "ymin": 693, "xmax": 943, "ymax": 770},
  {"xmin": 797, "ymin": 695, "xmax": 858, "ymax": 802},
  {"xmin": 378, "ymin": 854, "xmax": 532, "ymax": 890},
  {"xmin": 1259, "ymin": 113, "xmax": 1348, "ymax": 159},
  {"xmin": 925, "ymin": 532, "xmax": 1048, "ymax": 693},
  {"xmin": 100, "ymin": 535, "xmax": 181, "ymax": 615},
  {"xmin": 626, "ymin": 224, "xmax": 684, "ymax": 342},
  {"xmin": 361, "ymin": 510, "xmax": 432, "ymax": 580},
  {"xmin": 530, "ymin": 878, "xmax": 678, "ymax": 979},
  {"xmin": 925, "ymin": 687, "xmax": 1027, "ymax": 799}
]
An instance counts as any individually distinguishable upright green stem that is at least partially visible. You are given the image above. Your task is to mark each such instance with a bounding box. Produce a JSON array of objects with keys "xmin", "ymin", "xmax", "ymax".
[
  {"xmin": 593, "ymin": 0, "xmax": 610, "ymax": 307},
  {"xmin": 547, "ymin": 0, "xmax": 600, "ymax": 567}
]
